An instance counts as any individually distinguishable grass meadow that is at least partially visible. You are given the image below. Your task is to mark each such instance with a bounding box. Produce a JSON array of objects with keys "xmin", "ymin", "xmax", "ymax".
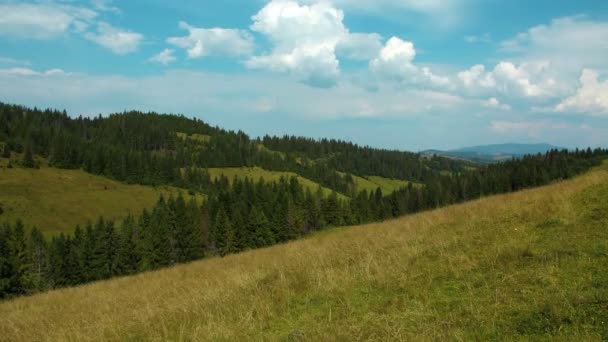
[{"xmin": 0, "ymin": 162, "xmax": 607, "ymax": 341}]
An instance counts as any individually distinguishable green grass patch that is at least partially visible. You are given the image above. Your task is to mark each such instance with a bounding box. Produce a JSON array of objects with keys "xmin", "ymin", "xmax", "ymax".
[
  {"xmin": 0, "ymin": 162, "xmax": 202, "ymax": 236},
  {"xmin": 207, "ymin": 166, "xmax": 347, "ymax": 200},
  {"xmin": 176, "ymin": 132, "xmax": 211, "ymax": 143}
]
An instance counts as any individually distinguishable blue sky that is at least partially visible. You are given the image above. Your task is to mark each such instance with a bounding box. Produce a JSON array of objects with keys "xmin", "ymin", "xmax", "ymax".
[{"xmin": 1, "ymin": 0, "xmax": 607, "ymax": 151}]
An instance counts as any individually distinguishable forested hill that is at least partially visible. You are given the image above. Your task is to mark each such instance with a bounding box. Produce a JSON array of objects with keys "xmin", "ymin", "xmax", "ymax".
[
  {"xmin": 0, "ymin": 102, "xmax": 465, "ymax": 192},
  {"xmin": 1, "ymin": 101, "xmax": 607, "ymax": 300}
]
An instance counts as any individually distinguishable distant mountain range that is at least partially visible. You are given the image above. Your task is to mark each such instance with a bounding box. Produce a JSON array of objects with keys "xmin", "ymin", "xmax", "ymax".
[{"xmin": 421, "ymin": 143, "xmax": 565, "ymax": 163}]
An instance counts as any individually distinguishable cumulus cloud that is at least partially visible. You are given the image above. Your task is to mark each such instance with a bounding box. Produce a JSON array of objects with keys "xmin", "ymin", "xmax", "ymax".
[
  {"xmin": 149, "ymin": 48, "xmax": 176, "ymax": 65},
  {"xmin": 84, "ymin": 22, "xmax": 143, "ymax": 54},
  {"xmin": 0, "ymin": 2, "xmax": 97, "ymax": 39},
  {"xmin": 458, "ymin": 61, "xmax": 558, "ymax": 98},
  {"xmin": 247, "ymin": 0, "xmax": 383, "ymax": 88},
  {"xmin": 167, "ymin": 21, "xmax": 254, "ymax": 59},
  {"xmin": 501, "ymin": 16, "xmax": 608, "ymax": 71},
  {"xmin": 482, "ymin": 97, "xmax": 510, "ymax": 111},
  {"xmin": 370, "ymin": 37, "xmax": 450, "ymax": 88},
  {"xmin": 555, "ymin": 69, "xmax": 608, "ymax": 115}
]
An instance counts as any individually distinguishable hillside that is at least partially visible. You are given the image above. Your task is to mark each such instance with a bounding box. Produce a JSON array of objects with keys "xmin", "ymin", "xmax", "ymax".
[
  {"xmin": 206, "ymin": 167, "xmax": 346, "ymax": 198},
  {"xmin": 0, "ymin": 160, "xmax": 202, "ymax": 236},
  {"xmin": 1, "ymin": 161, "xmax": 606, "ymax": 341}
]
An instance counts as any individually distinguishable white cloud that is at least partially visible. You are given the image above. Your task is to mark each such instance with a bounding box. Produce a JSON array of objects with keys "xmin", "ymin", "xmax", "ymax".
[
  {"xmin": 458, "ymin": 61, "xmax": 558, "ymax": 98},
  {"xmin": 482, "ymin": 97, "xmax": 510, "ymax": 111},
  {"xmin": 370, "ymin": 36, "xmax": 450, "ymax": 88},
  {"xmin": 0, "ymin": 2, "xmax": 97, "ymax": 39},
  {"xmin": 304, "ymin": 0, "xmax": 469, "ymax": 27},
  {"xmin": 0, "ymin": 56, "xmax": 31, "ymax": 66},
  {"xmin": 90, "ymin": 0, "xmax": 121, "ymax": 14},
  {"xmin": 167, "ymin": 21, "xmax": 254, "ymax": 59},
  {"xmin": 501, "ymin": 16, "xmax": 608, "ymax": 71},
  {"xmin": 458, "ymin": 64, "xmax": 495, "ymax": 88},
  {"xmin": 247, "ymin": 0, "xmax": 345, "ymax": 87},
  {"xmin": 464, "ymin": 33, "xmax": 491, "ymax": 43},
  {"xmin": 0, "ymin": 67, "xmax": 472, "ymax": 120},
  {"xmin": 247, "ymin": 0, "xmax": 384, "ymax": 88},
  {"xmin": 84, "ymin": 22, "xmax": 143, "ymax": 54},
  {"xmin": 0, "ymin": 67, "xmax": 69, "ymax": 76},
  {"xmin": 149, "ymin": 48, "xmax": 176, "ymax": 65},
  {"xmin": 555, "ymin": 69, "xmax": 608, "ymax": 115},
  {"xmin": 490, "ymin": 120, "xmax": 569, "ymax": 138}
]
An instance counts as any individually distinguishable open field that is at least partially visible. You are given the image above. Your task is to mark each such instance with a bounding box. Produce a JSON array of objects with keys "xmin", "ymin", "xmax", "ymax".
[
  {"xmin": 0, "ymin": 162, "xmax": 202, "ymax": 236},
  {"xmin": 207, "ymin": 166, "xmax": 348, "ymax": 199},
  {"xmin": 341, "ymin": 172, "xmax": 415, "ymax": 194},
  {"xmin": 176, "ymin": 132, "xmax": 211, "ymax": 143},
  {"xmin": 1, "ymin": 161, "xmax": 607, "ymax": 341}
]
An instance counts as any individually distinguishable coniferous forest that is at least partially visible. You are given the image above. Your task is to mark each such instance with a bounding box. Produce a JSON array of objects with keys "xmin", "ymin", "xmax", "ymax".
[{"xmin": 1, "ymin": 102, "xmax": 607, "ymax": 299}]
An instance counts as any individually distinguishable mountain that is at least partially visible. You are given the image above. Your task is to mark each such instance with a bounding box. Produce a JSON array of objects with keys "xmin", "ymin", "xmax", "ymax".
[
  {"xmin": 422, "ymin": 143, "xmax": 565, "ymax": 163},
  {"xmin": 1, "ymin": 161, "xmax": 607, "ymax": 341}
]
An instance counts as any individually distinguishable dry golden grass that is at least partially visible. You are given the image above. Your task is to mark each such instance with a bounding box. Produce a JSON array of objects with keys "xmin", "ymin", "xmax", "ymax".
[{"xmin": 1, "ymin": 162, "xmax": 607, "ymax": 341}]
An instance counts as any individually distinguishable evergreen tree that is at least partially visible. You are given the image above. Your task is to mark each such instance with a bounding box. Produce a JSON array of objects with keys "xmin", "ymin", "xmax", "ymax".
[
  {"xmin": 116, "ymin": 216, "xmax": 139, "ymax": 275},
  {"xmin": 28, "ymin": 227, "xmax": 49, "ymax": 291},
  {"xmin": 248, "ymin": 206, "xmax": 274, "ymax": 248},
  {"xmin": 1, "ymin": 143, "xmax": 10, "ymax": 159},
  {"xmin": 10, "ymin": 220, "xmax": 32, "ymax": 293},
  {"xmin": 0, "ymin": 224, "xmax": 19, "ymax": 298},
  {"xmin": 213, "ymin": 208, "xmax": 235, "ymax": 256},
  {"xmin": 22, "ymin": 142, "xmax": 35, "ymax": 168}
]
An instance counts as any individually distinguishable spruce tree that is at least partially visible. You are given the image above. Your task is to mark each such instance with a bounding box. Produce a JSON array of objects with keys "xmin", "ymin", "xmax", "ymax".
[
  {"xmin": 28, "ymin": 227, "xmax": 48, "ymax": 291},
  {"xmin": 0, "ymin": 224, "xmax": 20, "ymax": 298},
  {"xmin": 248, "ymin": 206, "xmax": 274, "ymax": 248},
  {"xmin": 1, "ymin": 143, "xmax": 10, "ymax": 159},
  {"xmin": 22, "ymin": 142, "xmax": 35, "ymax": 168}
]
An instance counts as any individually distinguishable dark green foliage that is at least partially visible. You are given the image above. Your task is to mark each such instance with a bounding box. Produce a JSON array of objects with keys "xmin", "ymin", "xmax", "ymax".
[
  {"xmin": 22, "ymin": 142, "xmax": 35, "ymax": 168},
  {"xmin": 0, "ymin": 101, "xmax": 606, "ymax": 300},
  {"xmin": 1, "ymin": 144, "xmax": 9, "ymax": 159}
]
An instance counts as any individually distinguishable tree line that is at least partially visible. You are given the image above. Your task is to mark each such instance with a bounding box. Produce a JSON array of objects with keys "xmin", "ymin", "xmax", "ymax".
[
  {"xmin": 0, "ymin": 103, "xmax": 469, "ymax": 194},
  {"xmin": 1, "ymin": 147, "xmax": 606, "ymax": 299}
]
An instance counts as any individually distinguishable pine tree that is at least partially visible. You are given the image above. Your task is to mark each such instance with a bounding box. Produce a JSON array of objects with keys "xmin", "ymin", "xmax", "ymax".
[
  {"xmin": 0, "ymin": 224, "xmax": 20, "ymax": 298},
  {"xmin": 28, "ymin": 227, "xmax": 49, "ymax": 291},
  {"xmin": 1, "ymin": 143, "xmax": 10, "ymax": 159},
  {"xmin": 22, "ymin": 142, "xmax": 35, "ymax": 168},
  {"xmin": 213, "ymin": 208, "xmax": 235, "ymax": 256},
  {"xmin": 248, "ymin": 206, "xmax": 274, "ymax": 248},
  {"xmin": 10, "ymin": 220, "xmax": 32, "ymax": 293},
  {"xmin": 116, "ymin": 216, "xmax": 139, "ymax": 275}
]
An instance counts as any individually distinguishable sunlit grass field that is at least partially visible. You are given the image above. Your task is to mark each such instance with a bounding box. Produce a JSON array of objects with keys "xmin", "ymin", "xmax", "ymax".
[
  {"xmin": 207, "ymin": 166, "xmax": 348, "ymax": 199},
  {"xmin": 1, "ymin": 162, "xmax": 607, "ymax": 341},
  {"xmin": 0, "ymin": 159, "xmax": 201, "ymax": 236}
]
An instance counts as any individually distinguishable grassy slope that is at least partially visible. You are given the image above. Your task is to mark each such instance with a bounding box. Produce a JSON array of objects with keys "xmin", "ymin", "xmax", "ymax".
[
  {"xmin": 1, "ymin": 162, "xmax": 608, "ymax": 341},
  {"xmin": 207, "ymin": 167, "xmax": 348, "ymax": 200},
  {"xmin": 0, "ymin": 161, "xmax": 202, "ymax": 236},
  {"xmin": 176, "ymin": 132, "xmax": 211, "ymax": 143}
]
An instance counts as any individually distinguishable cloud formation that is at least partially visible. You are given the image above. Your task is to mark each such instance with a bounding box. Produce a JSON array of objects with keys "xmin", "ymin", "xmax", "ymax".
[
  {"xmin": 84, "ymin": 23, "xmax": 143, "ymax": 55},
  {"xmin": 555, "ymin": 69, "xmax": 608, "ymax": 115},
  {"xmin": 247, "ymin": 0, "xmax": 383, "ymax": 87},
  {"xmin": 370, "ymin": 37, "xmax": 450, "ymax": 88},
  {"xmin": 149, "ymin": 49, "xmax": 176, "ymax": 65},
  {"xmin": 168, "ymin": 21, "xmax": 255, "ymax": 59},
  {"xmin": 0, "ymin": 2, "xmax": 96, "ymax": 39}
]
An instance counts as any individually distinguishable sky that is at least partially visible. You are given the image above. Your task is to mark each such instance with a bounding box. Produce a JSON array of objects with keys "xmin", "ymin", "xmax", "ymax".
[{"xmin": 1, "ymin": 0, "xmax": 607, "ymax": 151}]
